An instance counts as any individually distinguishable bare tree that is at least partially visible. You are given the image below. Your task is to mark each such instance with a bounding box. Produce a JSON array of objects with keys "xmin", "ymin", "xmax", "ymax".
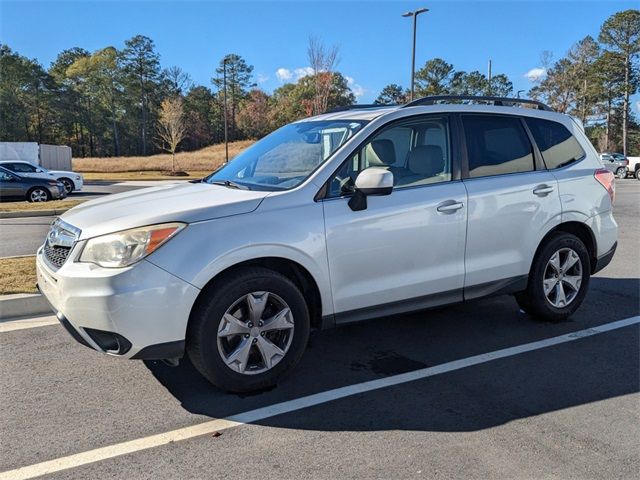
[
  {"xmin": 157, "ymin": 96, "xmax": 186, "ymax": 172},
  {"xmin": 307, "ymin": 37, "xmax": 340, "ymax": 115}
]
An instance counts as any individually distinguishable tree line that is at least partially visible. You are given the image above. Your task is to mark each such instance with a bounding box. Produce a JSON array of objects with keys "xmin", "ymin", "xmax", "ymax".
[
  {"xmin": 1, "ymin": 9, "xmax": 638, "ymax": 158},
  {"xmin": 0, "ymin": 36, "xmax": 355, "ymax": 158},
  {"xmin": 376, "ymin": 10, "xmax": 640, "ymax": 155}
]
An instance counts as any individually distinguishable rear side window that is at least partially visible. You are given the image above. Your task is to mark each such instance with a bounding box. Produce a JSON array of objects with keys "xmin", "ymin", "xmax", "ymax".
[
  {"xmin": 462, "ymin": 115, "xmax": 534, "ymax": 178},
  {"xmin": 525, "ymin": 117, "xmax": 585, "ymax": 169}
]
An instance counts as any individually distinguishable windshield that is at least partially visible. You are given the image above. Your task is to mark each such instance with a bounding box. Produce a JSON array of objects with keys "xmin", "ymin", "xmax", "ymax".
[{"xmin": 205, "ymin": 120, "xmax": 366, "ymax": 191}]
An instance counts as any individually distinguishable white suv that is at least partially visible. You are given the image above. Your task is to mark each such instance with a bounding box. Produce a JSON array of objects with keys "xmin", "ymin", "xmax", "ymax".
[{"xmin": 36, "ymin": 96, "xmax": 618, "ymax": 393}]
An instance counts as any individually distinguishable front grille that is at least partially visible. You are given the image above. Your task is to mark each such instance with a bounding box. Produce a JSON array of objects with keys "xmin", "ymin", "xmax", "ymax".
[{"xmin": 44, "ymin": 242, "xmax": 71, "ymax": 269}]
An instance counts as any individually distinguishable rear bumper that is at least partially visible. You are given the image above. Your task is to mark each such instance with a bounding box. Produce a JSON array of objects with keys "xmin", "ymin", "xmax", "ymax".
[{"xmin": 593, "ymin": 241, "xmax": 617, "ymax": 274}]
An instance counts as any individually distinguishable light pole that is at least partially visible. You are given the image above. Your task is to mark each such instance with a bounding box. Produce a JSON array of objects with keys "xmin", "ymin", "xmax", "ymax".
[
  {"xmin": 223, "ymin": 57, "xmax": 229, "ymax": 163},
  {"xmin": 517, "ymin": 90, "xmax": 525, "ymax": 99},
  {"xmin": 402, "ymin": 7, "xmax": 428, "ymax": 102}
]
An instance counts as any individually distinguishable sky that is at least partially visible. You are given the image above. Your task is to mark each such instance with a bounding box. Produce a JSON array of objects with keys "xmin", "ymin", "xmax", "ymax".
[{"xmin": 1, "ymin": 0, "xmax": 638, "ymax": 110}]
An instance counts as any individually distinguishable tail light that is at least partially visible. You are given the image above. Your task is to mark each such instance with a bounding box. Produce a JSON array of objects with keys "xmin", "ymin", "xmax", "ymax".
[
  {"xmin": 595, "ymin": 168, "xmax": 615, "ymax": 205},
  {"xmin": 623, "ymin": 159, "xmax": 629, "ymax": 166}
]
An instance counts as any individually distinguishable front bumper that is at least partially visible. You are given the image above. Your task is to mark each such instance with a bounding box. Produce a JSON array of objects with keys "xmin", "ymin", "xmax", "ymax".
[
  {"xmin": 73, "ymin": 176, "xmax": 83, "ymax": 191},
  {"xmin": 51, "ymin": 185, "xmax": 66, "ymax": 200},
  {"xmin": 36, "ymin": 246, "xmax": 200, "ymax": 359}
]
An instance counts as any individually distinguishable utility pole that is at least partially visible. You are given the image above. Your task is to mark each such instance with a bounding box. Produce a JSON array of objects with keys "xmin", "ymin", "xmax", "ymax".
[
  {"xmin": 487, "ymin": 59, "xmax": 492, "ymax": 96},
  {"xmin": 223, "ymin": 57, "xmax": 229, "ymax": 163},
  {"xmin": 402, "ymin": 8, "xmax": 428, "ymax": 101}
]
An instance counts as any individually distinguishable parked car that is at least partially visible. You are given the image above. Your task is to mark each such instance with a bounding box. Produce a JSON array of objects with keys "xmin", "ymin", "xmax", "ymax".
[
  {"xmin": 599, "ymin": 152, "xmax": 629, "ymax": 179},
  {"xmin": 0, "ymin": 166, "xmax": 67, "ymax": 202},
  {"xmin": 627, "ymin": 156, "xmax": 640, "ymax": 180},
  {"xmin": 36, "ymin": 96, "xmax": 617, "ymax": 393},
  {"xmin": 0, "ymin": 160, "xmax": 83, "ymax": 194}
]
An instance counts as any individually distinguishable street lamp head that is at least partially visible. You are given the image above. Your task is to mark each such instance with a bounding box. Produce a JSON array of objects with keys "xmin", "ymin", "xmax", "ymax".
[{"xmin": 402, "ymin": 7, "xmax": 429, "ymax": 17}]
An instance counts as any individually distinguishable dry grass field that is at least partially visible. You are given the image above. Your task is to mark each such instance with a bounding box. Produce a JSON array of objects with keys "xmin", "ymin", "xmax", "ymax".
[
  {"xmin": 73, "ymin": 140, "xmax": 254, "ymax": 173},
  {"xmin": 0, "ymin": 256, "xmax": 37, "ymax": 294},
  {"xmin": 0, "ymin": 199, "xmax": 85, "ymax": 213}
]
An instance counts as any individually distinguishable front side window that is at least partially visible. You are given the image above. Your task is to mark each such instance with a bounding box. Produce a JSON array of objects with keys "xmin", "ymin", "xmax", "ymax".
[
  {"xmin": 205, "ymin": 120, "xmax": 365, "ymax": 191},
  {"xmin": 462, "ymin": 115, "xmax": 534, "ymax": 178},
  {"xmin": 327, "ymin": 116, "xmax": 452, "ymax": 197},
  {"xmin": 525, "ymin": 117, "xmax": 586, "ymax": 169},
  {"xmin": 0, "ymin": 170, "xmax": 13, "ymax": 181},
  {"xmin": 11, "ymin": 162, "xmax": 38, "ymax": 173}
]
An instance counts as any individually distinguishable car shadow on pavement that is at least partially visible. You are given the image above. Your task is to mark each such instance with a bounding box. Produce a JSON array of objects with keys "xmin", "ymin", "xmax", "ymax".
[{"xmin": 145, "ymin": 276, "xmax": 639, "ymax": 432}]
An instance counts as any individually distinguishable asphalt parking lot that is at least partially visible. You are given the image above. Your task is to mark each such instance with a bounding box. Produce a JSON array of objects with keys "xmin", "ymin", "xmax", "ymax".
[
  {"xmin": 0, "ymin": 181, "xmax": 174, "ymax": 257},
  {"xmin": 1, "ymin": 182, "xmax": 638, "ymax": 479}
]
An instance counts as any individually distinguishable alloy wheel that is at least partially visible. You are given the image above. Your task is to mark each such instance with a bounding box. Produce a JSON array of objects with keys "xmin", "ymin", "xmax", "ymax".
[
  {"xmin": 61, "ymin": 179, "xmax": 73, "ymax": 194},
  {"xmin": 217, "ymin": 291, "xmax": 294, "ymax": 375},
  {"xmin": 543, "ymin": 248, "xmax": 583, "ymax": 308},
  {"xmin": 30, "ymin": 188, "xmax": 48, "ymax": 202}
]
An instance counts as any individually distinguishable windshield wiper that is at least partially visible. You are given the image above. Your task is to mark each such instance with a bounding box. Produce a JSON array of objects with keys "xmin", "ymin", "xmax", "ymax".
[{"xmin": 209, "ymin": 179, "xmax": 251, "ymax": 190}]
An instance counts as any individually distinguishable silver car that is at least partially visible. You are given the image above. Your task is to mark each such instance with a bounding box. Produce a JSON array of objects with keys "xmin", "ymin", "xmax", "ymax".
[
  {"xmin": 599, "ymin": 153, "xmax": 629, "ymax": 179},
  {"xmin": 37, "ymin": 95, "xmax": 618, "ymax": 393}
]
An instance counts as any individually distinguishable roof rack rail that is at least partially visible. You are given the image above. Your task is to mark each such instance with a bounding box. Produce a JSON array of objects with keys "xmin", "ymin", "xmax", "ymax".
[
  {"xmin": 402, "ymin": 95, "xmax": 553, "ymax": 111},
  {"xmin": 324, "ymin": 104, "xmax": 397, "ymax": 113}
]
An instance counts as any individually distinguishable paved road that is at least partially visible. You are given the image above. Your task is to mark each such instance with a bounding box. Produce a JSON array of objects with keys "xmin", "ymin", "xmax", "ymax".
[
  {"xmin": 0, "ymin": 183, "xmax": 638, "ymax": 479},
  {"xmin": 0, "ymin": 181, "xmax": 175, "ymax": 257}
]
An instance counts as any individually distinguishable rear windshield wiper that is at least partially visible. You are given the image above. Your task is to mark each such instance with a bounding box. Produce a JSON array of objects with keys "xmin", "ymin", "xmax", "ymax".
[{"xmin": 209, "ymin": 179, "xmax": 251, "ymax": 190}]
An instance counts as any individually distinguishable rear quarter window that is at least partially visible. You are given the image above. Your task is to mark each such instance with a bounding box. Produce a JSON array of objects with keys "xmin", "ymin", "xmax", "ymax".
[{"xmin": 524, "ymin": 117, "xmax": 585, "ymax": 169}]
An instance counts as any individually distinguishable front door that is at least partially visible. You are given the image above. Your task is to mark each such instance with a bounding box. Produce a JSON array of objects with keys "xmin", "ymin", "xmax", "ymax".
[{"xmin": 321, "ymin": 115, "xmax": 468, "ymax": 321}]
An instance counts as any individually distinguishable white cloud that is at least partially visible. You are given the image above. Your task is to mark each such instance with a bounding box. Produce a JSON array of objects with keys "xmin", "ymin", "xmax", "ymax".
[
  {"xmin": 345, "ymin": 75, "xmax": 365, "ymax": 98},
  {"xmin": 275, "ymin": 68, "xmax": 292, "ymax": 82},
  {"xmin": 524, "ymin": 67, "xmax": 546, "ymax": 82},
  {"xmin": 294, "ymin": 67, "xmax": 314, "ymax": 79},
  {"xmin": 256, "ymin": 73, "xmax": 269, "ymax": 84}
]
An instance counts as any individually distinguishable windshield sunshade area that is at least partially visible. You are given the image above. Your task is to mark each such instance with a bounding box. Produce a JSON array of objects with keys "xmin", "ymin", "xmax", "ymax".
[{"xmin": 205, "ymin": 120, "xmax": 367, "ymax": 191}]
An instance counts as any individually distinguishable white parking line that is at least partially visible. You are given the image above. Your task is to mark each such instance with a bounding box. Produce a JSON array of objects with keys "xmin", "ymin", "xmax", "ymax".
[
  {"xmin": 1, "ymin": 315, "xmax": 638, "ymax": 480},
  {"xmin": 0, "ymin": 316, "xmax": 58, "ymax": 333}
]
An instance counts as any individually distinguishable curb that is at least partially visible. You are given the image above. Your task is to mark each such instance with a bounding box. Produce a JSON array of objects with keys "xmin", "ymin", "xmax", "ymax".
[
  {"xmin": 0, "ymin": 293, "xmax": 53, "ymax": 321},
  {"xmin": 0, "ymin": 208, "xmax": 68, "ymax": 219}
]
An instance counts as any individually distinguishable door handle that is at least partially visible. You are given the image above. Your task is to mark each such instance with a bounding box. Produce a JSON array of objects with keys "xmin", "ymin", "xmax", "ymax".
[
  {"xmin": 533, "ymin": 185, "xmax": 554, "ymax": 196},
  {"xmin": 437, "ymin": 201, "xmax": 464, "ymax": 213}
]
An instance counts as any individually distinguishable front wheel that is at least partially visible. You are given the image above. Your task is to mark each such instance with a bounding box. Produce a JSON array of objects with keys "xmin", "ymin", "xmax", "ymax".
[
  {"xmin": 515, "ymin": 233, "xmax": 590, "ymax": 322},
  {"xmin": 27, "ymin": 187, "xmax": 51, "ymax": 203},
  {"xmin": 187, "ymin": 267, "xmax": 310, "ymax": 393},
  {"xmin": 59, "ymin": 178, "xmax": 74, "ymax": 194}
]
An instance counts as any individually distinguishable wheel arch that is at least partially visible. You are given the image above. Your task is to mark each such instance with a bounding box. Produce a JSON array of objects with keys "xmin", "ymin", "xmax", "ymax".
[
  {"xmin": 189, "ymin": 256, "xmax": 324, "ymax": 330},
  {"xmin": 533, "ymin": 221, "xmax": 598, "ymax": 274}
]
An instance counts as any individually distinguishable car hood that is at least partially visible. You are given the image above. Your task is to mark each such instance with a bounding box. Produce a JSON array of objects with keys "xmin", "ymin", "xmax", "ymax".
[
  {"xmin": 61, "ymin": 182, "xmax": 270, "ymax": 239},
  {"xmin": 49, "ymin": 170, "xmax": 78, "ymax": 177}
]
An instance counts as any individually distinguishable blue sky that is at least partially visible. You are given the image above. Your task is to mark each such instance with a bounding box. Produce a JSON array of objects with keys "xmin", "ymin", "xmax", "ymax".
[{"xmin": 1, "ymin": 0, "xmax": 637, "ymax": 108}]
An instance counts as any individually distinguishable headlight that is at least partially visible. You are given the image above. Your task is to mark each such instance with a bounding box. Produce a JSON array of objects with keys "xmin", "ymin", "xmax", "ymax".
[{"xmin": 79, "ymin": 223, "xmax": 186, "ymax": 268}]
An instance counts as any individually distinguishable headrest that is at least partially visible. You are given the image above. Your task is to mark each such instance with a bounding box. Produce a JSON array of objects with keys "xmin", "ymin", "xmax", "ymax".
[
  {"xmin": 367, "ymin": 139, "xmax": 396, "ymax": 166},
  {"xmin": 407, "ymin": 145, "xmax": 444, "ymax": 176}
]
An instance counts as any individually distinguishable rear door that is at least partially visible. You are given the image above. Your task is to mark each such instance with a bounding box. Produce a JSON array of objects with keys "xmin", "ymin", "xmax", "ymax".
[{"xmin": 460, "ymin": 113, "xmax": 562, "ymax": 298}]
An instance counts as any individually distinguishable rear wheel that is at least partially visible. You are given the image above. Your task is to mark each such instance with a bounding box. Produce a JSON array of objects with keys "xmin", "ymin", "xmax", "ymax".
[
  {"xmin": 615, "ymin": 167, "xmax": 626, "ymax": 179},
  {"xmin": 516, "ymin": 233, "xmax": 590, "ymax": 322},
  {"xmin": 635, "ymin": 168, "xmax": 640, "ymax": 181},
  {"xmin": 27, "ymin": 187, "xmax": 50, "ymax": 203},
  {"xmin": 187, "ymin": 267, "xmax": 310, "ymax": 393}
]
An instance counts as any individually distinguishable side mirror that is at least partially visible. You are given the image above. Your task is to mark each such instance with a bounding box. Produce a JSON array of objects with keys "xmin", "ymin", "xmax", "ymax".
[{"xmin": 348, "ymin": 167, "xmax": 393, "ymax": 211}]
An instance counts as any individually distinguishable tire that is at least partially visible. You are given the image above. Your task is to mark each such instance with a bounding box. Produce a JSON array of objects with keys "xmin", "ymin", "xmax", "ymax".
[
  {"xmin": 515, "ymin": 233, "xmax": 590, "ymax": 322},
  {"xmin": 635, "ymin": 168, "xmax": 640, "ymax": 181},
  {"xmin": 27, "ymin": 187, "xmax": 51, "ymax": 203},
  {"xmin": 187, "ymin": 267, "xmax": 310, "ymax": 393},
  {"xmin": 615, "ymin": 167, "xmax": 626, "ymax": 179},
  {"xmin": 59, "ymin": 178, "xmax": 74, "ymax": 194}
]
